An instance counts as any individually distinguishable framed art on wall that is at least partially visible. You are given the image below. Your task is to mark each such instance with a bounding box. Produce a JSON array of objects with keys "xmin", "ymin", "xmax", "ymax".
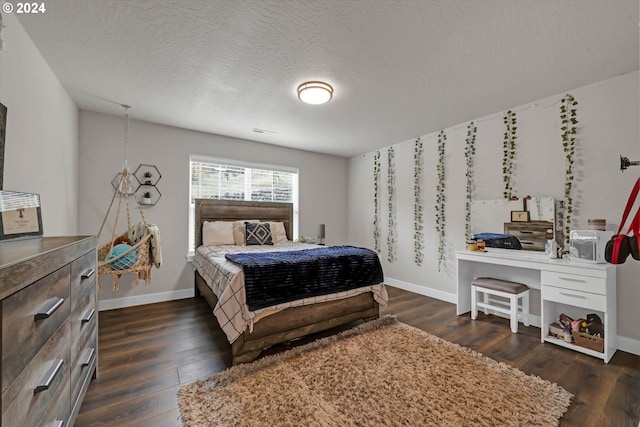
[{"xmin": 0, "ymin": 102, "xmax": 6, "ymax": 190}]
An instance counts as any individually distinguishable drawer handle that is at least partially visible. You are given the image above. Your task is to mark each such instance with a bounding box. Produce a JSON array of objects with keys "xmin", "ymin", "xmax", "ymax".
[
  {"xmin": 81, "ymin": 347, "xmax": 96, "ymax": 368},
  {"xmin": 34, "ymin": 359, "xmax": 64, "ymax": 395},
  {"xmin": 34, "ymin": 298, "xmax": 65, "ymax": 321},
  {"xmin": 558, "ymin": 276, "xmax": 586, "ymax": 283},
  {"xmin": 520, "ymin": 241, "xmax": 535, "ymax": 245},
  {"xmin": 52, "ymin": 421, "xmax": 64, "ymax": 427},
  {"xmin": 559, "ymin": 291, "xmax": 587, "ymax": 299},
  {"xmin": 519, "ymin": 230, "xmax": 534, "ymax": 234},
  {"xmin": 82, "ymin": 308, "xmax": 95, "ymax": 323},
  {"xmin": 81, "ymin": 268, "xmax": 95, "ymax": 280}
]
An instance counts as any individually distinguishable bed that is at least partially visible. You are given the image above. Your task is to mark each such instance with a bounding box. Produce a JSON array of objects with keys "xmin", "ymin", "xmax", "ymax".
[{"xmin": 193, "ymin": 199, "xmax": 387, "ymax": 364}]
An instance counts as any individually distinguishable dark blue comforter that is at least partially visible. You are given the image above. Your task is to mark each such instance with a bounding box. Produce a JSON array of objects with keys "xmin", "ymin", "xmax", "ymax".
[{"xmin": 225, "ymin": 246, "xmax": 384, "ymax": 311}]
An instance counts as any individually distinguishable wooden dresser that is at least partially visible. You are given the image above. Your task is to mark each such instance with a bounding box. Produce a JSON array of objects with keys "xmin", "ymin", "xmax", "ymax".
[
  {"xmin": 503, "ymin": 221, "xmax": 554, "ymax": 252},
  {"xmin": 0, "ymin": 236, "xmax": 97, "ymax": 427}
]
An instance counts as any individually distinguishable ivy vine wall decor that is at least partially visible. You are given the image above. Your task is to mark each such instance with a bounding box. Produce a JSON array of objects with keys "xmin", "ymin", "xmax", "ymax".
[
  {"xmin": 464, "ymin": 122, "xmax": 477, "ymax": 242},
  {"xmin": 373, "ymin": 151, "xmax": 381, "ymax": 253},
  {"xmin": 435, "ymin": 131, "xmax": 447, "ymax": 272},
  {"xmin": 413, "ymin": 137, "xmax": 424, "ymax": 266},
  {"xmin": 502, "ymin": 110, "xmax": 517, "ymax": 199},
  {"xmin": 387, "ymin": 147, "xmax": 396, "ymax": 262},
  {"xmin": 560, "ymin": 94, "xmax": 578, "ymax": 245}
]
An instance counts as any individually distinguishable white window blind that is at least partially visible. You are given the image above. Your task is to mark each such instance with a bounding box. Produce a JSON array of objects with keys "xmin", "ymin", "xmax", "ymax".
[{"xmin": 188, "ymin": 156, "xmax": 298, "ymax": 253}]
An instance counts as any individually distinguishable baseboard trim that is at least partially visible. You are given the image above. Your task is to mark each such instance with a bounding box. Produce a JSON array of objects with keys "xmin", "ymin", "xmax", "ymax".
[
  {"xmin": 476, "ymin": 309, "xmax": 542, "ymax": 329},
  {"xmin": 96, "ymin": 279, "xmax": 640, "ymax": 356},
  {"xmin": 385, "ymin": 277, "xmax": 457, "ymax": 304},
  {"xmin": 385, "ymin": 278, "xmax": 639, "ymax": 356},
  {"xmin": 617, "ymin": 335, "xmax": 640, "ymax": 357},
  {"xmin": 386, "ymin": 278, "xmax": 543, "ymax": 328},
  {"xmin": 98, "ymin": 288, "xmax": 195, "ymax": 311}
]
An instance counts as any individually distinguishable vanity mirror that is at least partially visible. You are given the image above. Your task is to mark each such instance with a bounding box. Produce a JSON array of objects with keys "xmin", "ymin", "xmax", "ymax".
[{"xmin": 470, "ymin": 196, "xmax": 559, "ymax": 252}]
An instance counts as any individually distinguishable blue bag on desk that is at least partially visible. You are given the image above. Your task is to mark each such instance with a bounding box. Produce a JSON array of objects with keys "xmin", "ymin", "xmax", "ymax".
[{"xmin": 473, "ymin": 233, "xmax": 522, "ymax": 250}]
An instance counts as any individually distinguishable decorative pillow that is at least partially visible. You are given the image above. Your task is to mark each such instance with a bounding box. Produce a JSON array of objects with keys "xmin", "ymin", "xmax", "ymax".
[
  {"xmin": 233, "ymin": 220, "xmax": 260, "ymax": 245},
  {"xmin": 202, "ymin": 221, "xmax": 235, "ymax": 246},
  {"xmin": 264, "ymin": 221, "xmax": 288, "ymax": 243},
  {"xmin": 107, "ymin": 244, "xmax": 138, "ymax": 270},
  {"xmin": 245, "ymin": 222, "xmax": 273, "ymax": 245}
]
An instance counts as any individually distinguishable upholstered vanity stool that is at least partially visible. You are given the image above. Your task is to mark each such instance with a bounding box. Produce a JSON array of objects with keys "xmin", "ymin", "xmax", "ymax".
[{"xmin": 471, "ymin": 277, "xmax": 530, "ymax": 333}]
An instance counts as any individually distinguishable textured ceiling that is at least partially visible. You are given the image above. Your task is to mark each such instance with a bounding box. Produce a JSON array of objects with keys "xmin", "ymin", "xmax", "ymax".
[{"xmin": 16, "ymin": 0, "xmax": 639, "ymax": 157}]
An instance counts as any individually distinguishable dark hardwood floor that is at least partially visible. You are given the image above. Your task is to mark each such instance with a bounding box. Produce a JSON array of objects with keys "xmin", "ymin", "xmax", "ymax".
[{"xmin": 76, "ymin": 286, "xmax": 640, "ymax": 426}]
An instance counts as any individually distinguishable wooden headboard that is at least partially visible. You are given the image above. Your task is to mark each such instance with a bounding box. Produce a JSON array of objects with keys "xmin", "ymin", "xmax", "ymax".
[{"xmin": 194, "ymin": 199, "xmax": 294, "ymax": 247}]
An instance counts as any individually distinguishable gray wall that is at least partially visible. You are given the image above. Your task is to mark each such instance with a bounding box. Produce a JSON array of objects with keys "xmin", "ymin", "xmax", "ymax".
[
  {"xmin": 0, "ymin": 14, "xmax": 79, "ymax": 235},
  {"xmin": 77, "ymin": 111, "xmax": 349, "ymax": 306},
  {"xmin": 348, "ymin": 71, "xmax": 640, "ymax": 352}
]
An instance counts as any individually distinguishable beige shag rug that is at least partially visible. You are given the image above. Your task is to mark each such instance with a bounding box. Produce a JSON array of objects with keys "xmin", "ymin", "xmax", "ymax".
[{"xmin": 178, "ymin": 317, "xmax": 572, "ymax": 427}]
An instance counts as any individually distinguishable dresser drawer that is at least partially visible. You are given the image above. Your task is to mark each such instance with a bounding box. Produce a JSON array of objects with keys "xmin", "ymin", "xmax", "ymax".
[
  {"xmin": 2, "ymin": 266, "xmax": 71, "ymax": 393},
  {"xmin": 541, "ymin": 270, "xmax": 606, "ymax": 295},
  {"xmin": 71, "ymin": 249, "xmax": 96, "ymax": 311},
  {"xmin": 514, "ymin": 236, "xmax": 546, "ymax": 252},
  {"xmin": 39, "ymin": 372, "xmax": 71, "ymax": 427},
  {"xmin": 504, "ymin": 221, "xmax": 553, "ymax": 251},
  {"xmin": 70, "ymin": 334, "xmax": 97, "ymax": 413},
  {"xmin": 542, "ymin": 284, "xmax": 606, "ymax": 311},
  {"xmin": 2, "ymin": 320, "xmax": 71, "ymax": 427},
  {"xmin": 70, "ymin": 290, "xmax": 97, "ymax": 365}
]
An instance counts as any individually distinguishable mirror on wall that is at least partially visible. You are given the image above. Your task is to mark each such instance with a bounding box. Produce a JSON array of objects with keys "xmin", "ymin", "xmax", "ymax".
[{"xmin": 470, "ymin": 196, "xmax": 558, "ymax": 252}]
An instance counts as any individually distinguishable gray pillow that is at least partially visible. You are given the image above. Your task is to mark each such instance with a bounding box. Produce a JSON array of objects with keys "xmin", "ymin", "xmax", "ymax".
[{"xmin": 245, "ymin": 222, "xmax": 273, "ymax": 245}]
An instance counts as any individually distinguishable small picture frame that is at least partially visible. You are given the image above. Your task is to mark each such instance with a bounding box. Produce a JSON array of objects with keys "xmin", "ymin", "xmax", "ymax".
[
  {"xmin": 511, "ymin": 210, "xmax": 530, "ymax": 222},
  {"xmin": 0, "ymin": 191, "xmax": 43, "ymax": 241}
]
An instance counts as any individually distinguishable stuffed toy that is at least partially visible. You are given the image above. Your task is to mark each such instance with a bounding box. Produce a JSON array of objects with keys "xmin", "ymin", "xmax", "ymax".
[
  {"xmin": 117, "ymin": 235, "xmax": 132, "ymax": 245},
  {"xmin": 585, "ymin": 313, "xmax": 604, "ymax": 338}
]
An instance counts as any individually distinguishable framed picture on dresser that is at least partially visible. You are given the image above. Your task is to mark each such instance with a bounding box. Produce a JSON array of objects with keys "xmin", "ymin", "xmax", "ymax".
[
  {"xmin": 511, "ymin": 210, "xmax": 530, "ymax": 222},
  {"xmin": 0, "ymin": 190, "xmax": 43, "ymax": 241}
]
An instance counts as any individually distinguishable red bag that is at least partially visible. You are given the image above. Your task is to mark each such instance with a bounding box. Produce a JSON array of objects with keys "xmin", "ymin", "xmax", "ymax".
[{"xmin": 605, "ymin": 178, "xmax": 640, "ymax": 264}]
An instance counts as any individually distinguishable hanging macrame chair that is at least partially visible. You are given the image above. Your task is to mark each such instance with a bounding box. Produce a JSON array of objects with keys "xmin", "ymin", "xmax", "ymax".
[{"xmin": 96, "ymin": 105, "xmax": 162, "ymax": 291}]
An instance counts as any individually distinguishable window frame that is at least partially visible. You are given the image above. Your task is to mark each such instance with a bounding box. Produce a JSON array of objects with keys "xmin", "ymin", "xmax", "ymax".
[{"xmin": 188, "ymin": 155, "xmax": 299, "ymax": 256}]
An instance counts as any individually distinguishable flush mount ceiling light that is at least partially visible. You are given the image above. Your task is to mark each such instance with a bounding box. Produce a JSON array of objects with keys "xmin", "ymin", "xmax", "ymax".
[{"xmin": 297, "ymin": 81, "xmax": 334, "ymax": 105}]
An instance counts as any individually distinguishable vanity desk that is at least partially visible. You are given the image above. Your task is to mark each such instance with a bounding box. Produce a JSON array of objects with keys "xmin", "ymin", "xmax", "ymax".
[{"xmin": 456, "ymin": 249, "xmax": 617, "ymax": 362}]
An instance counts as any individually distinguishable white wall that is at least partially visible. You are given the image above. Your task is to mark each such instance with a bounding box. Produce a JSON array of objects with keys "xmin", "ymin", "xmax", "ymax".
[
  {"xmin": 0, "ymin": 14, "xmax": 79, "ymax": 235},
  {"xmin": 77, "ymin": 111, "xmax": 349, "ymax": 307},
  {"xmin": 349, "ymin": 71, "xmax": 640, "ymax": 348}
]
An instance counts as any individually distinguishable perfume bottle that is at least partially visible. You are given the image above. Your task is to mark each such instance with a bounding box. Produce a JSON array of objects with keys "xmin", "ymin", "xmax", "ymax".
[
  {"xmin": 563, "ymin": 324, "xmax": 572, "ymax": 343},
  {"xmin": 546, "ymin": 239, "xmax": 558, "ymax": 259}
]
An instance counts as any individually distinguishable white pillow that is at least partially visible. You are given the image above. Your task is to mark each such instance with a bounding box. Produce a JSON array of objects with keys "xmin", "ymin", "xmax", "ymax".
[
  {"xmin": 265, "ymin": 221, "xmax": 288, "ymax": 243},
  {"xmin": 202, "ymin": 221, "xmax": 234, "ymax": 246},
  {"xmin": 232, "ymin": 220, "xmax": 260, "ymax": 245}
]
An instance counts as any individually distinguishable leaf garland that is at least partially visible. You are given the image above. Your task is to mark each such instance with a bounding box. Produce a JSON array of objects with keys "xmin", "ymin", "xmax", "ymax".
[
  {"xmin": 435, "ymin": 131, "xmax": 446, "ymax": 272},
  {"xmin": 464, "ymin": 122, "xmax": 477, "ymax": 242},
  {"xmin": 560, "ymin": 94, "xmax": 578, "ymax": 245},
  {"xmin": 387, "ymin": 147, "xmax": 396, "ymax": 262},
  {"xmin": 413, "ymin": 137, "xmax": 424, "ymax": 266},
  {"xmin": 502, "ymin": 110, "xmax": 517, "ymax": 199},
  {"xmin": 373, "ymin": 151, "xmax": 381, "ymax": 253}
]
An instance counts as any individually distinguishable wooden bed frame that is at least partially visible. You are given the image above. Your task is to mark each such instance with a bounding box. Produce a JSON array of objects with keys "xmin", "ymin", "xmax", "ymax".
[{"xmin": 194, "ymin": 199, "xmax": 380, "ymax": 364}]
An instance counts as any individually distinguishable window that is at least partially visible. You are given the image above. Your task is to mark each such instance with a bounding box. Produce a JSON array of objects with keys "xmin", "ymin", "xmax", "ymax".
[{"xmin": 188, "ymin": 155, "xmax": 299, "ymax": 253}]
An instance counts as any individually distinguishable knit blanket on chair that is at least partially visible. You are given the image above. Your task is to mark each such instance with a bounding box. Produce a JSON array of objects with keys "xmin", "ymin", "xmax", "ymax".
[{"xmin": 129, "ymin": 222, "xmax": 163, "ymax": 268}]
